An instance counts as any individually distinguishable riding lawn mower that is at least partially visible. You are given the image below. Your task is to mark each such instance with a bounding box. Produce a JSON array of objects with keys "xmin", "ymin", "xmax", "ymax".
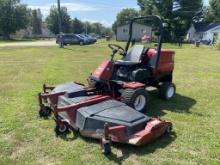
[{"xmin": 38, "ymin": 16, "xmax": 175, "ymax": 154}]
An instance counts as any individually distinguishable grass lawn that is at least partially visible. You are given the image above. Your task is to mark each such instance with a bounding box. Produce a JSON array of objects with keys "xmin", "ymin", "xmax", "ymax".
[{"xmin": 0, "ymin": 42, "xmax": 219, "ymax": 165}]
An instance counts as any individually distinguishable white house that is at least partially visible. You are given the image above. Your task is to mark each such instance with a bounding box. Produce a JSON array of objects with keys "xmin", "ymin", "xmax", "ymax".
[
  {"xmin": 186, "ymin": 22, "xmax": 220, "ymax": 44},
  {"xmin": 116, "ymin": 23, "xmax": 152, "ymax": 41}
]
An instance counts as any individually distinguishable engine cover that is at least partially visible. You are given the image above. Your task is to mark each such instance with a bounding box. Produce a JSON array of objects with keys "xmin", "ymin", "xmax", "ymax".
[
  {"xmin": 92, "ymin": 60, "xmax": 113, "ymax": 81},
  {"xmin": 132, "ymin": 69, "xmax": 150, "ymax": 82}
]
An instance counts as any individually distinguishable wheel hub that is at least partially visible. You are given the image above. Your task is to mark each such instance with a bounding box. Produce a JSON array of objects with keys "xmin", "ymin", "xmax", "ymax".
[
  {"xmin": 134, "ymin": 95, "xmax": 146, "ymax": 111},
  {"xmin": 167, "ymin": 86, "xmax": 174, "ymax": 98},
  {"xmin": 58, "ymin": 124, "xmax": 67, "ymax": 133}
]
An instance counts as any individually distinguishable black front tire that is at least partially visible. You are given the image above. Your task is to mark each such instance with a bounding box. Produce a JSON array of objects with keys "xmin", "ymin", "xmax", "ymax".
[
  {"xmin": 121, "ymin": 88, "xmax": 149, "ymax": 113},
  {"xmin": 101, "ymin": 141, "xmax": 111, "ymax": 155},
  {"xmin": 54, "ymin": 122, "xmax": 69, "ymax": 136},
  {"xmin": 39, "ymin": 106, "xmax": 52, "ymax": 118},
  {"xmin": 159, "ymin": 82, "xmax": 176, "ymax": 100}
]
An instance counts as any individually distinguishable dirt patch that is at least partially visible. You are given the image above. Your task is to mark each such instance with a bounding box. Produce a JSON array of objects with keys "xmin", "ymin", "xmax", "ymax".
[{"xmin": 10, "ymin": 142, "xmax": 27, "ymax": 160}]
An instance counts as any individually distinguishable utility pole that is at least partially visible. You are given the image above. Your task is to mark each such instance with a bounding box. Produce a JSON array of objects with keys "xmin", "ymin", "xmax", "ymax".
[
  {"xmin": 57, "ymin": 0, "xmax": 63, "ymax": 48},
  {"xmin": 85, "ymin": 22, "xmax": 88, "ymax": 34}
]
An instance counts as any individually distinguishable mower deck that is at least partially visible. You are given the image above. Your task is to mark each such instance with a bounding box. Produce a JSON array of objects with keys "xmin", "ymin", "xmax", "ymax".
[{"xmin": 55, "ymin": 95, "xmax": 171, "ymax": 149}]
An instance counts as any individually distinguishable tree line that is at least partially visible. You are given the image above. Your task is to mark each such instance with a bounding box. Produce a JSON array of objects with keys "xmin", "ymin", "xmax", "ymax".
[
  {"xmin": 0, "ymin": 0, "xmax": 113, "ymax": 39},
  {"xmin": 1, "ymin": 0, "xmax": 219, "ymax": 40},
  {"xmin": 46, "ymin": 6, "xmax": 113, "ymax": 36},
  {"xmin": 113, "ymin": 0, "xmax": 220, "ymax": 42}
]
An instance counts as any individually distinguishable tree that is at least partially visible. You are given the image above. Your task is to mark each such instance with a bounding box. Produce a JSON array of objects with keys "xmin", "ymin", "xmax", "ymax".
[
  {"xmin": 210, "ymin": 0, "xmax": 220, "ymax": 18},
  {"xmin": 0, "ymin": 0, "xmax": 30, "ymax": 39},
  {"xmin": 204, "ymin": 0, "xmax": 220, "ymax": 22},
  {"xmin": 32, "ymin": 9, "xmax": 42, "ymax": 35},
  {"xmin": 112, "ymin": 8, "xmax": 139, "ymax": 33},
  {"xmin": 101, "ymin": 27, "xmax": 114, "ymax": 37},
  {"xmin": 46, "ymin": 6, "xmax": 71, "ymax": 34},
  {"xmin": 72, "ymin": 18, "xmax": 84, "ymax": 34},
  {"xmin": 137, "ymin": 0, "xmax": 203, "ymax": 41},
  {"xmin": 91, "ymin": 22, "xmax": 103, "ymax": 35}
]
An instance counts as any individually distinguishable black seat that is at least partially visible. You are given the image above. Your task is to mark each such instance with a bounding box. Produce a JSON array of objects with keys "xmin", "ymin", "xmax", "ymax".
[{"xmin": 115, "ymin": 45, "xmax": 145, "ymax": 66}]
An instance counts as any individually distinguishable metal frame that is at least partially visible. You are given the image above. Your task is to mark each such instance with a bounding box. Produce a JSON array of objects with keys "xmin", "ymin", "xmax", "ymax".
[{"xmin": 125, "ymin": 15, "xmax": 164, "ymax": 70}]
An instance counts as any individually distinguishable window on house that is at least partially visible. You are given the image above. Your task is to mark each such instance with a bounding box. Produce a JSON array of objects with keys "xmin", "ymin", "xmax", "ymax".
[
  {"xmin": 141, "ymin": 29, "xmax": 147, "ymax": 34},
  {"xmin": 123, "ymin": 28, "xmax": 128, "ymax": 33},
  {"xmin": 199, "ymin": 33, "xmax": 203, "ymax": 39}
]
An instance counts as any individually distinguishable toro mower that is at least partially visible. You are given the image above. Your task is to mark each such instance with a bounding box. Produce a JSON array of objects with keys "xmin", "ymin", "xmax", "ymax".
[
  {"xmin": 38, "ymin": 15, "xmax": 175, "ymax": 117},
  {"xmin": 37, "ymin": 16, "xmax": 174, "ymax": 153}
]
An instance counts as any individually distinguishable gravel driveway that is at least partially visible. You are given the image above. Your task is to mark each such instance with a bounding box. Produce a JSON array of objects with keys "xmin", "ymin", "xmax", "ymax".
[{"xmin": 0, "ymin": 40, "xmax": 57, "ymax": 47}]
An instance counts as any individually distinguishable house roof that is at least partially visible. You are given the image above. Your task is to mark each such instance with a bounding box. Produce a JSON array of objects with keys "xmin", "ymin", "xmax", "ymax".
[{"xmin": 193, "ymin": 22, "xmax": 220, "ymax": 32}]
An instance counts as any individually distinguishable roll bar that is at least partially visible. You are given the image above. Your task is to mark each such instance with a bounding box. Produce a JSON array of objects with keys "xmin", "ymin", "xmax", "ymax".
[{"xmin": 125, "ymin": 15, "xmax": 164, "ymax": 69}]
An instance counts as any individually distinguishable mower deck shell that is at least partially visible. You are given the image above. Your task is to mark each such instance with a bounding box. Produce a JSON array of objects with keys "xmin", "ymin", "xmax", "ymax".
[
  {"xmin": 56, "ymin": 96, "xmax": 171, "ymax": 146},
  {"xmin": 75, "ymin": 100, "xmax": 149, "ymax": 136}
]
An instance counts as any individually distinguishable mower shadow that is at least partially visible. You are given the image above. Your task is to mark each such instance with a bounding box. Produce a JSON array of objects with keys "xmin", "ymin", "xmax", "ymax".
[
  {"xmin": 59, "ymin": 130, "xmax": 176, "ymax": 164},
  {"xmin": 106, "ymin": 132, "xmax": 177, "ymax": 164},
  {"xmin": 147, "ymin": 90, "xmax": 197, "ymax": 117},
  {"xmin": 57, "ymin": 130, "xmax": 79, "ymax": 141},
  {"xmin": 76, "ymin": 131, "xmax": 177, "ymax": 164}
]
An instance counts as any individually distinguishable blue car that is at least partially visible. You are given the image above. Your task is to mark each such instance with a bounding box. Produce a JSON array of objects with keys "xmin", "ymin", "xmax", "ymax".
[
  {"xmin": 83, "ymin": 34, "xmax": 97, "ymax": 43},
  {"xmin": 56, "ymin": 34, "xmax": 87, "ymax": 46},
  {"xmin": 76, "ymin": 34, "xmax": 91, "ymax": 44}
]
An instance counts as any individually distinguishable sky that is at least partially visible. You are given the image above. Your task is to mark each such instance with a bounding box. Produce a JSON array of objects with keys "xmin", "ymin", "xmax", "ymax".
[{"xmin": 21, "ymin": 0, "xmax": 209, "ymax": 27}]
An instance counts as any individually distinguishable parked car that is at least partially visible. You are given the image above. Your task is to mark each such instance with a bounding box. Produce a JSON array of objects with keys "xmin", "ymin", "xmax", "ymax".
[
  {"xmin": 56, "ymin": 34, "xmax": 87, "ymax": 45},
  {"xmin": 83, "ymin": 34, "xmax": 97, "ymax": 43},
  {"xmin": 76, "ymin": 34, "xmax": 91, "ymax": 44}
]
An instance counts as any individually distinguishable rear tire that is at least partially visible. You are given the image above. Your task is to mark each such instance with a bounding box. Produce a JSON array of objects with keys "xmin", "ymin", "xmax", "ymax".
[
  {"xmin": 159, "ymin": 82, "xmax": 176, "ymax": 100},
  {"xmin": 121, "ymin": 88, "xmax": 149, "ymax": 113},
  {"xmin": 165, "ymin": 124, "xmax": 172, "ymax": 134}
]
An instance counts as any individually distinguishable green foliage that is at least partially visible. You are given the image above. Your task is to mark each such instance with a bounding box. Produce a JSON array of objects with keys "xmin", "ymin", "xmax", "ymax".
[
  {"xmin": 0, "ymin": 0, "xmax": 30, "ymax": 39},
  {"xmin": 112, "ymin": 8, "xmax": 139, "ymax": 33},
  {"xmin": 209, "ymin": 0, "xmax": 220, "ymax": 18},
  {"xmin": 72, "ymin": 18, "xmax": 84, "ymax": 34},
  {"xmin": 46, "ymin": 6, "xmax": 71, "ymax": 34},
  {"xmin": 46, "ymin": 7, "xmax": 112, "ymax": 36},
  {"xmin": 32, "ymin": 9, "xmax": 42, "ymax": 35},
  {"xmin": 90, "ymin": 22, "xmax": 103, "ymax": 35},
  {"xmin": 72, "ymin": 19, "xmax": 113, "ymax": 36},
  {"xmin": 138, "ymin": 0, "xmax": 202, "ymax": 41},
  {"xmin": 204, "ymin": 0, "xmax": 220, "ymax": 22}
]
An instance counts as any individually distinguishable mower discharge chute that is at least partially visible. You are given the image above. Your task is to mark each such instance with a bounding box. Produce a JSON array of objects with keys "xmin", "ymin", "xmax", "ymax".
[{"xmin": 38, "ymin": 15, "xmax": 174, "ymax": 154}]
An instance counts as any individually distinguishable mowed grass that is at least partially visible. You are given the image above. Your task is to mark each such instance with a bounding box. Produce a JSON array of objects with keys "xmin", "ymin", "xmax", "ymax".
[{"xmin": 0, "ymin": 41, "xmax": 219, "ymax": 165}]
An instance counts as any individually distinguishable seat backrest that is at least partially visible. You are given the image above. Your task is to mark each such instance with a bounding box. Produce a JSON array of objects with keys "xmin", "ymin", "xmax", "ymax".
[{"xmin": 123, "ymin": 45, "xmax": 145, "ymax": 62}]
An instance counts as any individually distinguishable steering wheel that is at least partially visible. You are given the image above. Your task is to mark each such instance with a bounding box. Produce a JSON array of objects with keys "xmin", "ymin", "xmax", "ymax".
[{"xmin": 108, "ymin": 44, "xmax": 125, "ymax": 58}]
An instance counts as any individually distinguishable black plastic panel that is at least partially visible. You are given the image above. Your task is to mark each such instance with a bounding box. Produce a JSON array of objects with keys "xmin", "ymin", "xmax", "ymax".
[
  {"xmin": 76, "ymin": 100, "xmax": 149, "ymax": 136},
  {"xmin": 58, "ymin": 96, "xmax": 89, "ymax": 107},
  {"xmin": 52, "ymin": 82, "xmax": 86, "ymax": 98}
]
